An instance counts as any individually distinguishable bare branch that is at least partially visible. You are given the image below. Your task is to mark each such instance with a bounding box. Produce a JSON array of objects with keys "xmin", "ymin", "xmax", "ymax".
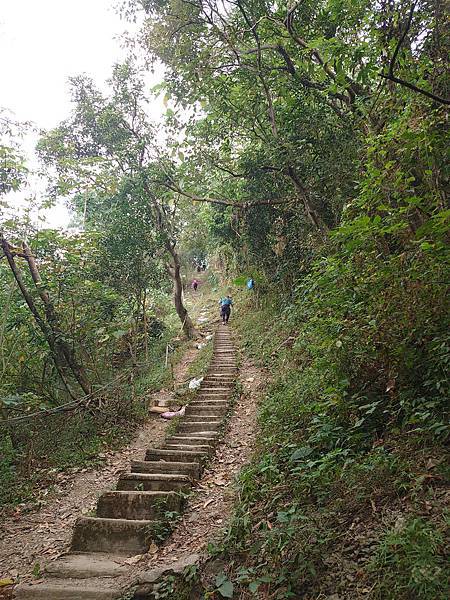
[
  {"xmin": 160, "ymin": 180, "xmax": 295, "ymax": 207},
  {"xmin": 380, "ymin": 1, "xmax": 450, "ymax": 105}
]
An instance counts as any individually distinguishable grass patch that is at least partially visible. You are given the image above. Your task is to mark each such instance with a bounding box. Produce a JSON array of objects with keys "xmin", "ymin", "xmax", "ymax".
[
  {"xmin": 199, "ymin": 289, "xmax": 448, "ymax": 599},
  {"xmin": 370, "ymin": 516, "xmax": 448, "ymax": 599},
  {"xmin": 186, "ymin": 340, "xmax": 213, "ymax": 380},
  {"xmin": 0, "ymin": 325, "xmax": 193, "ymax": 512}
]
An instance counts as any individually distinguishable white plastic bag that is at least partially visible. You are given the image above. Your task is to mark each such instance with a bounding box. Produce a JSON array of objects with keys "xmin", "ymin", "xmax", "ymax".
[{"xmin": 188, "ymin": 376, "xmax": 204, "ymax": 390}]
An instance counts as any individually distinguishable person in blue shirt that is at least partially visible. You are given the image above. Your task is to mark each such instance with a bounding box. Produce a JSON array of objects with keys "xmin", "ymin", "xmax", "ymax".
[
  {"xmin": 219, "ymin": 294, "xmax": 233, "ymax": 324},
  {"xmin": 247, "ymin": 277, "xmax": 254, "ymax": 290}
]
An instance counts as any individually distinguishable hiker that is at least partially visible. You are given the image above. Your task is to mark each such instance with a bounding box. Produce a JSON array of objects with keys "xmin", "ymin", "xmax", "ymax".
[
  {"xmin": 247, "ymin": 277, "xmax": 255, "ymax": 290},
  {"xmin": 192, "ymin": 278, "xmax": 199, "ymax": 291},
  {"xmin": 219, "ymin": 294, "xmax": 233, "ymax": 324}
]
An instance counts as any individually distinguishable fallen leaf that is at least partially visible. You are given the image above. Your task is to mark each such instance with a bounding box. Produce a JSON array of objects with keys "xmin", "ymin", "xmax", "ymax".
[
  {"xmin": 123, "ymin": 554, "xmax": 144, "ymax": 565},
  {"xmin": 386, "ymin": 378, "xmax": 396, "ymax": 392},
  {"xmin": 148, "ymin": 542, "xmax": 158, "ymax": 555},
  {"xmin": 213, "ymin": 477, "xmax": 227, "ymax": 486}
]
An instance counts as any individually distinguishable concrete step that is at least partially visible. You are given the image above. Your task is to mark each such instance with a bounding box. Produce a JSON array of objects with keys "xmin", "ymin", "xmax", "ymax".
[
  {"xmin": 189, "ymin": 399, "xmax": 228, "ymax": 406},
  {"xmin": 186, "ymin": 406, "xmax": 227, "ymax": 415},
  {"xmin": 97, "ymin": 490, "xmax": 181, "ymax": 520},
  {"xmin": 198, "ymin": 387, "xmax": 233, "ymax": 394},
  {"xmin": 186, "ymin": 409, "xmax": 227, "ymax": 416},
  {"xmin": 116, "ymin": 473, "xmax": 191, "ymax": 492},
  {"xmin": 185, "ymin": 398, "xmax": 230, "ymax": 410},
  {"xmin": 197, "ymin": 388, "xmax": 231, "ymax": 394},
  {"xmin": 177, "ymin": 421, "xmax": 221, "ymax": 433},
  {"xmin": 185, "ymin": 415, "xmax": 224, "ymax": 422},
  {"xmin": 173, "ymin": 430, "xmax": 219, "ymax": 437},
  {"xmin": 14, "ymin": 579, "xmax": 121, "ymax": 600},
  {"xmin": 203, "ymin": 372, "xmax": 235, "ymax": 376},
  {"xmin": 130, "ymin": 460, "xmax": 201, "ymax": 478},
  {"xmin": 45, "ymin": 553, "xmax": 126, "ymax": 579},
  {"xmin": 162, "ymin": 443, "xmax": 214, "ymax": 454},
  {"xmin": 183, "ymin": 411, "xmax": 225, "ymax": 416},
  {"xmin": 198, "ymin": 384, "xmax": 233, "ymax": 390},
  {"xmin": 144, "ymin": 448, "xmax": 208, "ymax": 462},
  {"xmin": 71, "ymin": 517, "xmax": 153, "ymax": 555},
  {"xmin": 196, "ymin": 392, "xmax": 229, "ymax": 398},
  {"xmin": 199, "ymin": 389, "xmax": 232, "ymax": 394},
  {"xmin": 180, "ymin": 417, "xmax": 223, "ymax": 424},
  {"xmin": 190, "ymin": 398, "xmax": 228, "ymax": 404},
  {"xmin": 209, "ymin": 359, "xmax": 236, "ymax": 363},
  {"xmin": 190, "ymin": 397, "xmax": 229, "ymax": 403},
  {"xmin": 166, "ymin": 435, "xmax": 217, "ymax": 445},
  {"xmin": 196, "ymin": 396, "xmax": 229, "ymax": 402}
]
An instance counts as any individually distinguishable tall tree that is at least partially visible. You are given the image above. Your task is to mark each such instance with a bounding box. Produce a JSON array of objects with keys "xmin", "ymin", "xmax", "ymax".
[{"xmin": 38, "ymin": 63, "xmax": 197, "ymax": 338}]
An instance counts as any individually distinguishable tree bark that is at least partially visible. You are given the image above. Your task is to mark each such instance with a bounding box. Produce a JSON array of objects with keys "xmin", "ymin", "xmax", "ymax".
[
  {"xmin": 142, "ymin": 288, "xmax": 149, "ymax": 361},
  {"xmin": 142, "ymin": 181, "xmax": 197, "ymax": 340},
  {"xmin": 165, "ymin": 240, "xmax": 197, "ymax": 339},
  {"xmin": 285, "ymin": 166, "xmax": 329, "ymax": 232},
  {"xmin": 22, "ymin": 243, "xmax": 91, "ymax": 395},
  {"xmin": 0, "ymin": 235, "xmax": 78, "ymax": 399}
]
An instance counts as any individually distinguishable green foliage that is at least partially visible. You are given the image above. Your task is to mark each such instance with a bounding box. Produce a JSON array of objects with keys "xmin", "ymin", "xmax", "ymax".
[
  {"xmin": 0, "ymin": 330, "xmax": 174, "ymax": 509},
  {"xmin": 0, "ymin": 111, "xmax": 29, "ymax": 197},
  {"xmin": 214, "ymin": 278, "xmax": 448, "ymax": 596},
  {"xmin": 148, "ymin": 510, "xmax": 183, "ymax": 544},
  {"xmin": 370, "ymin": 517, "xmax": 448, "ymax": 599},
  {"xmin": 214, "ymin": 573, "xmax": 234, "ymax": 598},
  {"xmin": 1, "ymin": 2, "xmax": 448, "ymax": 596}
]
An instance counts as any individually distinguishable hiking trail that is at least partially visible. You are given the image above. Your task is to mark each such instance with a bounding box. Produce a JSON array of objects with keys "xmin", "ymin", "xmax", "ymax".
[{"xmin": 7, "ymin": 322, "xmax": 260, "ymax": 600}]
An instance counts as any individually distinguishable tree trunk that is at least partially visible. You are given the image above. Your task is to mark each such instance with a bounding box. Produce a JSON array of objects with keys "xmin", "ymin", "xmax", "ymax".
[
  {"xmin": 142, "ymin": 288, "xmax": 149, "ymax": 361},
  {"xmin": 22, "ymin": 243, "xmax": 92, "ymax": 395},
  {"xmin": 0, "ymin": 235, "xmax": 78, "ymax": 399},
  {"xmin": 142, "ymin": 182, "xmax": 197, "ymax": 339},
  {"xmin": 165, "ymin": 241, "xmax": 197, "ymax": 339},
  {"xmin": 286, "ymin": 166, "xmax": 329, "ymax": 232}
]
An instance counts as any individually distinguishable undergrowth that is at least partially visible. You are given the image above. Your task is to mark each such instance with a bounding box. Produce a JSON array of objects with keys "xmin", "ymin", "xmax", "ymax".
[
  {"xmin": 200, "ymin": 261, "xmax": 448, "ymax": 599},
  {"xmin": 0, "ymin": 328, "xmax": 187, "ymax": 512}
]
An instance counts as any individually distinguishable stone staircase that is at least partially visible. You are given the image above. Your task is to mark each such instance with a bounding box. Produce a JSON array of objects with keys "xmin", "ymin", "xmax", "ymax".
[{"xmin": 14, "ymin": 326, "xmax": 237, "ymax": 600}]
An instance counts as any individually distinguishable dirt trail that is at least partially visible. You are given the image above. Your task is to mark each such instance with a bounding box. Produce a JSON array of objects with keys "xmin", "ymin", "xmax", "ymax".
[
  {"xmin": 140, "ymin": 355, "xmax": 263, "ymax": 569},
  {"xmin": 110, "ymin": 349, "xmax": 265, "ymax": 597},
  {"xmin": 0, "ymin": 343, "xmax": 200, "ymax": 584},
  {"xmin": 1, "ymin": 289, "xmax": 265, "ymax": 599}
]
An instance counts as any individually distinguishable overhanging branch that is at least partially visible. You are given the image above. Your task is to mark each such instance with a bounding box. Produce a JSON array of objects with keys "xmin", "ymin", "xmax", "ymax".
[
  {"xmin": 161, "ymin": 181, "xmax": 296, "ymax": 207},
  {"xmin": 380, "ymin": 2, "xmax": 450, "ymax": 105}
]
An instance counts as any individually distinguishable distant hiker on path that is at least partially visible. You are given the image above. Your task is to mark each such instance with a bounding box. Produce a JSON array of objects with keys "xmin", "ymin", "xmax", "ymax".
[
  {"xmin": 219, "ymin": 294, "xmax": 233, "ymax": 324},
  {"xmin": 192, "ymin": 279, "xmax": 199, "ymax": 291}
]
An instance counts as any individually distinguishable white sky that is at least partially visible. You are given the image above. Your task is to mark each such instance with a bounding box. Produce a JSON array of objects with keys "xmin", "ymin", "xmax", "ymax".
[
  {"xmin": 0, "ymin": 0, "xmax": 131, "ymax": 128},
  {"xmin": 0, "ymin": 0, "xmax": 163, "ymax": 228}
]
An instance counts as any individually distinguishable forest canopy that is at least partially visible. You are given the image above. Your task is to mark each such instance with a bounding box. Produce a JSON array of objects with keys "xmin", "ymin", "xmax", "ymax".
[{"xmin": 0, "ymin": 0, "xmax": 448, "ymax": 596}]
